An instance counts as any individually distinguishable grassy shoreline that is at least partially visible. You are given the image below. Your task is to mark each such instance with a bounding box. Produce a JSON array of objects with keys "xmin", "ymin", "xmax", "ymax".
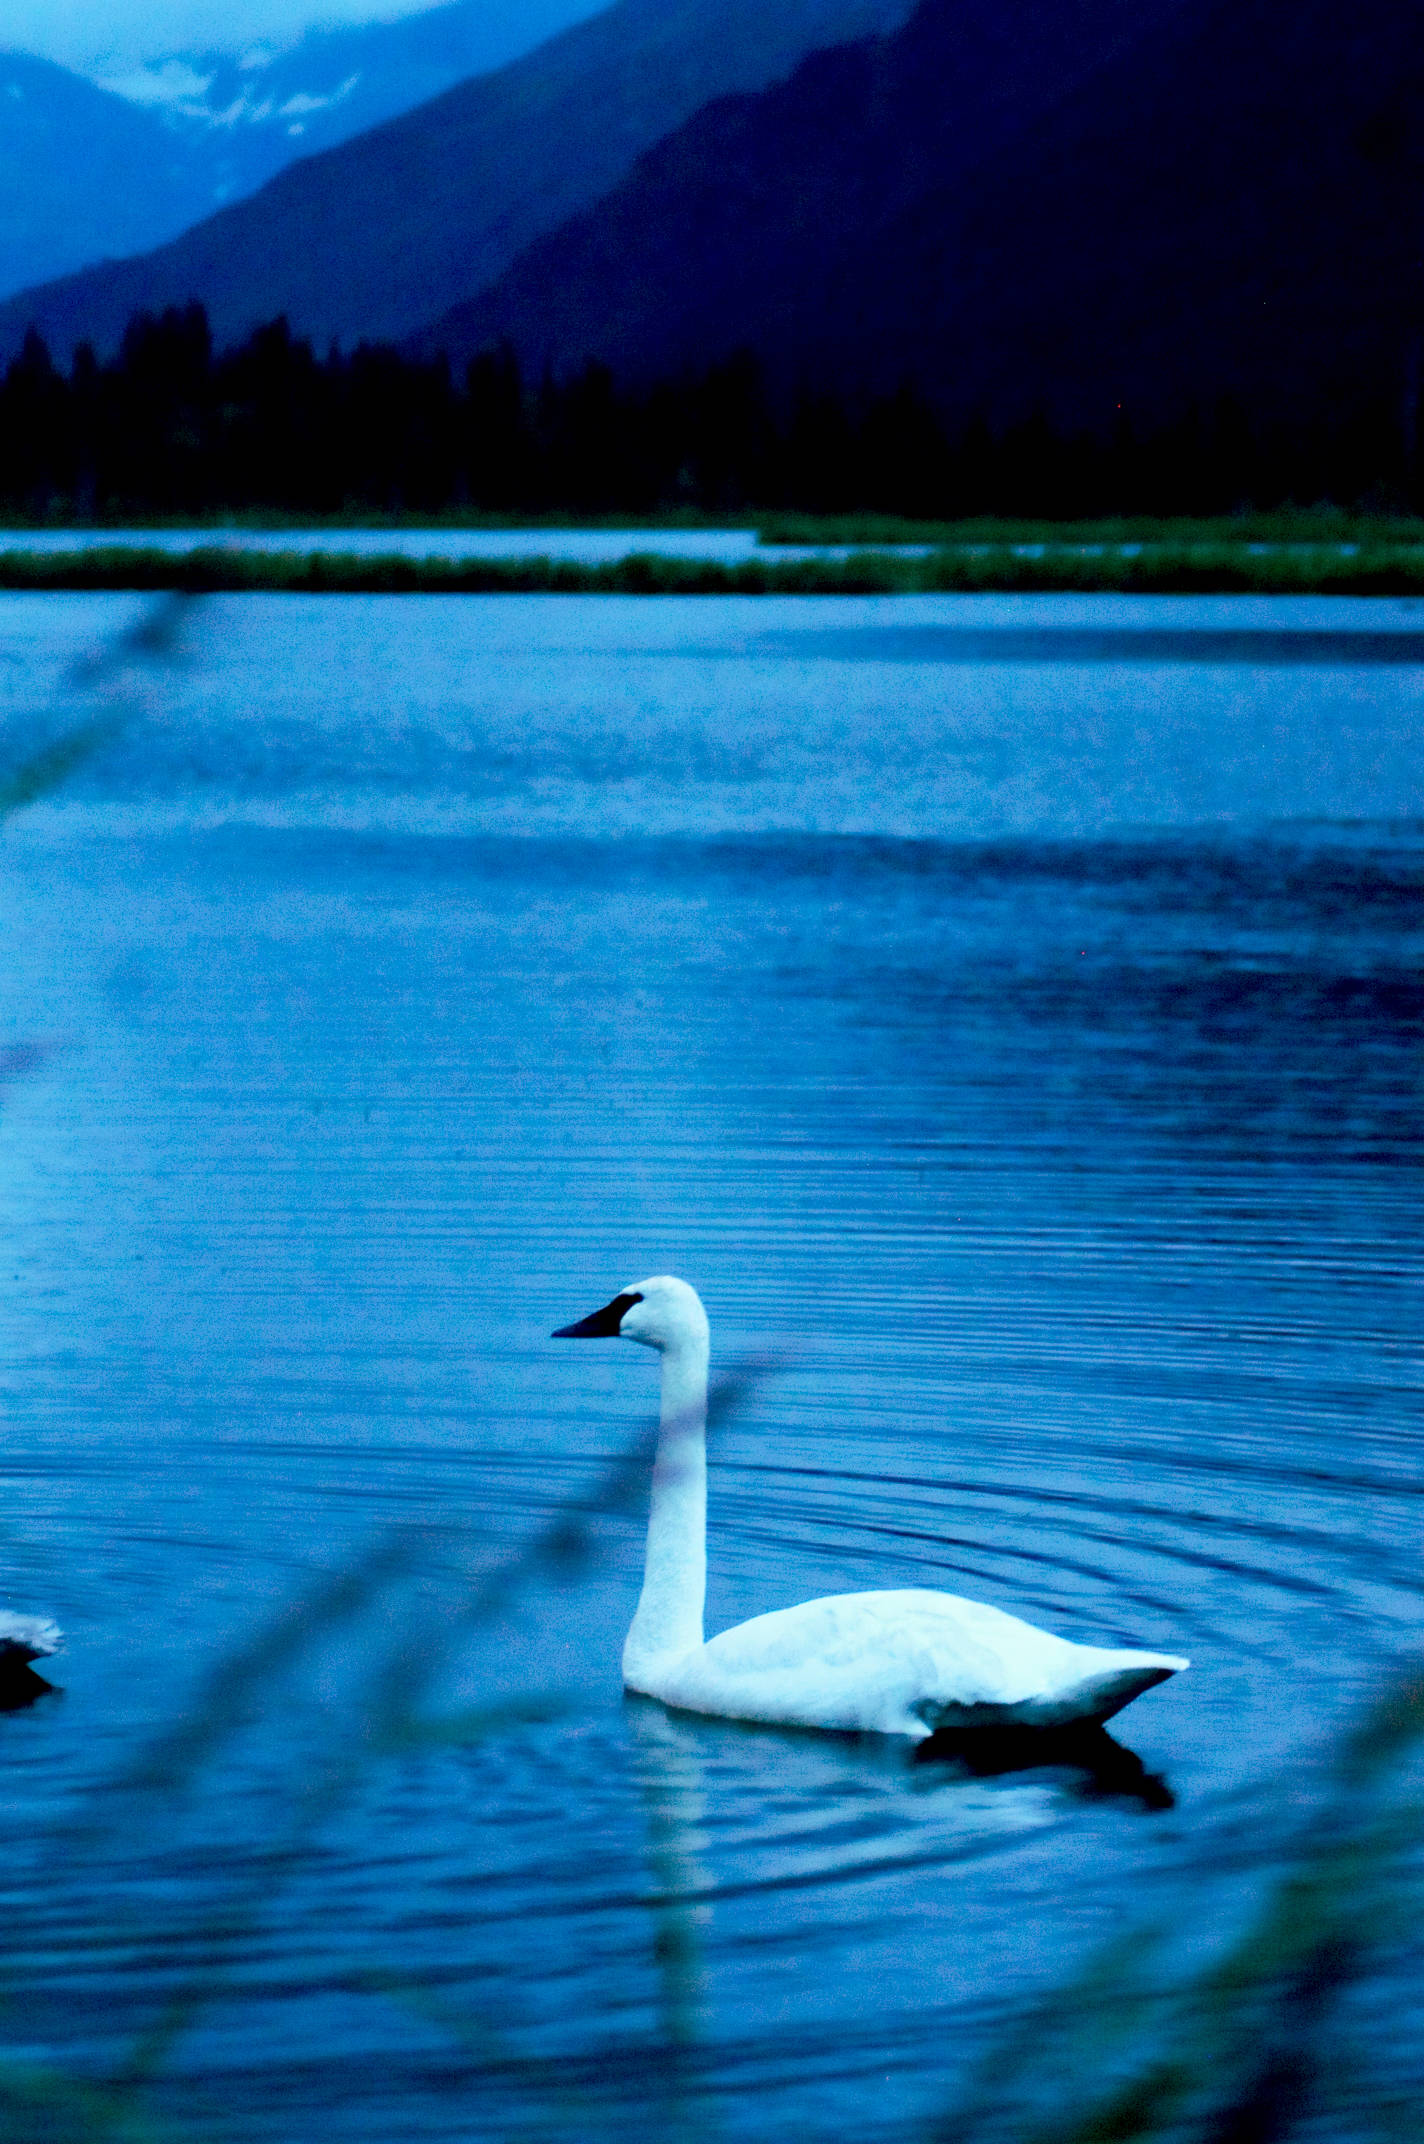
[
  {"xmin": 9, "ymin": 541, "xmax": 1424, "ymax": 594},
  {"xmin": 3, "ymin": 507, "xmax": 1424, "ymax": 542},
  {"xmin": 754, "ymin": 508, "xmax": 1424, "ymax": 546}
]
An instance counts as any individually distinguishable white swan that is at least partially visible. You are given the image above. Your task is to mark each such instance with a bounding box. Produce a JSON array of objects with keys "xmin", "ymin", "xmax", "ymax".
[
  {"xmin": 0, "ymin": 1613, "xmax": 60, "ymax": 1680},
  {"xmin": 554, "ymin": 1277, "xmax": 1187, "ymax": 1739}
]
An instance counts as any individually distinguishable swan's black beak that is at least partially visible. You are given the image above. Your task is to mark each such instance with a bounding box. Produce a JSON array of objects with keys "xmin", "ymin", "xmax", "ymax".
[{"xmin": 552, "ymin": 1290, "xmax": 643, "ymax": 1338}]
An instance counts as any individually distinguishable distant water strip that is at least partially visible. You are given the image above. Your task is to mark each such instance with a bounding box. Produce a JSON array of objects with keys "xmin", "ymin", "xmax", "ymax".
[{"xmin": 762, "ymin": 625, "xmax": 1424, "ymax": 664}]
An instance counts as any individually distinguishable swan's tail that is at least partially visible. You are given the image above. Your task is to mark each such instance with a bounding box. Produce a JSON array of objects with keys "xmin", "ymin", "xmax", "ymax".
[
  {"xmin": 915, "ymin": 1649, "xmax": 1189, "ymax": 1734},
  {"xmin": 0, "ymin": 1615, "xmax": 62, "ymax": 1668},
  {"xmin": 1054, "ymin": 1651, "xmax": 1189, "ymax": 1726}
]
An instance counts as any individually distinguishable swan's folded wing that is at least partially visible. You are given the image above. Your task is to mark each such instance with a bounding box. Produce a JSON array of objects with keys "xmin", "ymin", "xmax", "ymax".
[{"xmin": 666, "ymin": 1589, "xmax": 1092, "ymax": 1735}]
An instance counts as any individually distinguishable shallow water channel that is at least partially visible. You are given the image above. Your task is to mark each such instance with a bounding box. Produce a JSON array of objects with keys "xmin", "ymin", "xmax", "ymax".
[{"xmin": 0, "ymin": 591, "xmax": 1421, "ymax": 2141}]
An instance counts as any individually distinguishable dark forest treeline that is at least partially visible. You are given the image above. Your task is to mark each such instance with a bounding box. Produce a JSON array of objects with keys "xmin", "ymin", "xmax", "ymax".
[{"xmin": 2, "ymin": 304, "xmax": 1421, "ymax": 520}]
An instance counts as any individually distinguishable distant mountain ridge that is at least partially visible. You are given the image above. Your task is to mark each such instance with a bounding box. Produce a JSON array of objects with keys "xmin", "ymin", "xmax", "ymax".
[
  {"xmin": 0, "ymin": 50, "xmax": 218, "ymax": 300},
  {"xmin": 2, "ymin": 0, "xmax": 605, "ymax": 305},
  {"xmin": 423, "ymin": 0, "xmax": 1424, "ymax": 437},
  {"xmin": 0, "ymin": 0, "xmax": 918, "ymax": 365},
  {"xmin": 416, "ymin": 0, "xmax": 1184, "ymax": 385}
]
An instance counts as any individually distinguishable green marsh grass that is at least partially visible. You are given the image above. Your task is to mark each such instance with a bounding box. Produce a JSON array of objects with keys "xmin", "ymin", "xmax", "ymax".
[
  {"xmin": 5, "ymin": 506, "xmax": 1424, "ymax": 545},
  {"xmin": 754, "ymin": 509, "xmax": 1424, "ymax": 549},
  {"xmin": 9, "ymin": 541, "xmax": 1424, "ymax": 594}
]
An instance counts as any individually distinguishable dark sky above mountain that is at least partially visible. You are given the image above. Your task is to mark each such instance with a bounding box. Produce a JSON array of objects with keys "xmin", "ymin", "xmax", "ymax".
[
  {"xmin": 0, "ymin": 0, "xmax": 916, "ymax": 365},
  {"xmin": 428, "ymin": 0, "xmax": 1424, "ymax": 435}
]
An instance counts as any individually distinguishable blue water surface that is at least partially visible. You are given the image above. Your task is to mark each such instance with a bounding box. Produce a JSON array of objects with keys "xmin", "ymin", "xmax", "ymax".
[{"xmin": 0, "ymin": 591, "xmax": 1420, "ymax": 2142}]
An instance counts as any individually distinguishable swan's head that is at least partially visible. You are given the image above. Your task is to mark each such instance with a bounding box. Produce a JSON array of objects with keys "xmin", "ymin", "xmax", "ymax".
[{"xmin": 552, "ymin": 1274, "xmax": 708, "ymax": 1353}]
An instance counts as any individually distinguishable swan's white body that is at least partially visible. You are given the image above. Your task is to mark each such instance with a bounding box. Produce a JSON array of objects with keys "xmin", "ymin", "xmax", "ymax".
[
  {"xmin": 554, "ymin": 1277, "xmax": 1187, "ymax": 1740},
  {"xmin": 0, "ymin": 1613, "xmax": 61, "ymax": 1673}
]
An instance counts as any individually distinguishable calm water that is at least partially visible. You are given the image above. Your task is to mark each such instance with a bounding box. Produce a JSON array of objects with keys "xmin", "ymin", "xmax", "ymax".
[
  {"xmin": 0, "ymin": 527, "xmax": 779, "ymax": 562},
  {"xmin": 0, "ymin": 592, "xmax": 1421, "ymax": 2141}
]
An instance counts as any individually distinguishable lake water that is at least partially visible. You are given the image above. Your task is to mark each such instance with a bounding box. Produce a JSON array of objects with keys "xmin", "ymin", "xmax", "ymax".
[
  {"xmin": 0, "ymin": 591, "xmax": 1421, "ymax": 2142},
  {"xmin": 0, "ymin": 528, "xmax": 1362, "ymax": 563},
  {"xmin": 0, "ymin": 527, "xmax": 781, "ymax": 562}
]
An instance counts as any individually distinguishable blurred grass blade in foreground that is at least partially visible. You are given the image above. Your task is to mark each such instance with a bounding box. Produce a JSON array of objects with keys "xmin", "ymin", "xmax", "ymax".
[
  {"xmin": 941, "ymin": 1666, "xmax": 1424, "ymax": 2144},
  {"xmin": 0, "ymin": 591, "xmax": 200, "ymax": 827},
  {"xmin": 0, "ymin": 1362, "xmax": 776, "ymax": 2134}
]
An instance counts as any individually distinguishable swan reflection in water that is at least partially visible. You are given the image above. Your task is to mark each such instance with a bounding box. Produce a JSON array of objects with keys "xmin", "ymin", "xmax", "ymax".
[
  {"xmin": 0, "ymin": 1662, "xmax": 58, "ymax": 1714},
  {"xmin": 626, "ymin": 1691, "xmax": 1175, "ymax": 2072},
  {"xmin": 915, "ymin": 1722, "xmax": 1174, "ymax": 1810}
]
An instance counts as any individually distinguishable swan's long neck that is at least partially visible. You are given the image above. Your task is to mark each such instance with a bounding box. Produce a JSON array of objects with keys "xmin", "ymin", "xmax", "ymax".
[{"xmin": 622, "ymin": 1336, "xmax": 708, "ymax": 1684}]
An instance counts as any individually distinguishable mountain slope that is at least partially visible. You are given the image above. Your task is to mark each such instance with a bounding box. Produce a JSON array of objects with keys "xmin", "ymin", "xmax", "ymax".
[
  {"xmin": 0, "ymin": 50, "xmax": 219, "ymax": 301},
  {"xmin": 0, "ymin": 0, "xmax": 917, "ymax": 365},
  {"xmin": 893, "ymin": 0, "xmax": 1424, "ymax": 429},
  {"xmin": 426, "ymin": 0, "xmax": 1424, "ymax": 434},
  {"xmin": 417, "ymin": 0, "xmax": 1183, "ymax": 379}
]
